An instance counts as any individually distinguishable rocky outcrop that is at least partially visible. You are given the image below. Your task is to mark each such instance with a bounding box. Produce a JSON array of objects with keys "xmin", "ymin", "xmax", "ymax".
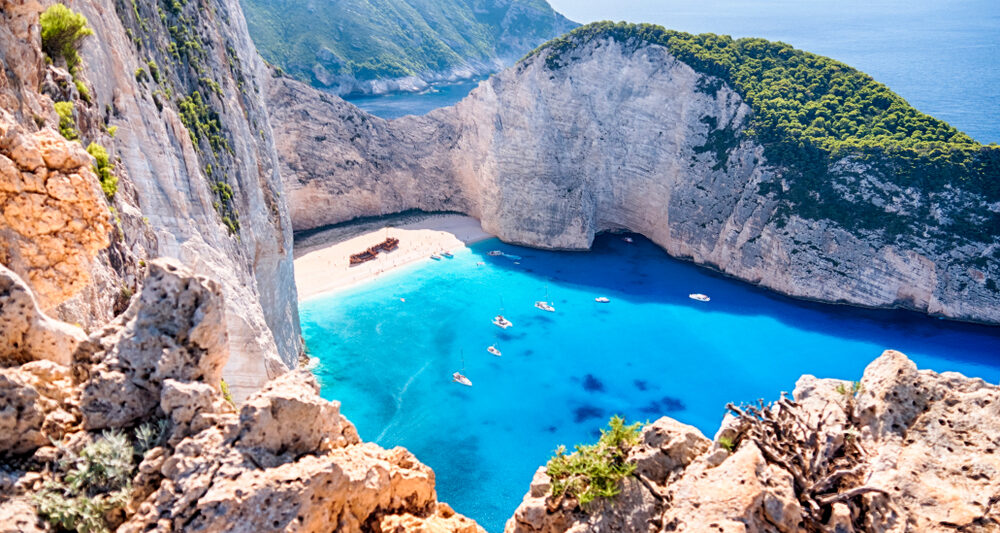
[
  {"xmin": 0, "ymin": 109, "xmax": 112, "ymax": 310},
  {"xmin": 506, "ymin": 350, "xmax": 1000, "ymax": 532},
  {"xmin": 0, "ymin": 258, "xmax": 481, "ymax": 532},
  {"xmin": 1, "ymin": 0, "xmax": 301, "ymax": 400},
  {"xmin": 0, "ymin": 264, "xmax": 86, "ymax": 366},
  {"xmin": 269, "ymin": 34, "xmax": 1000, "ymax": 324}
]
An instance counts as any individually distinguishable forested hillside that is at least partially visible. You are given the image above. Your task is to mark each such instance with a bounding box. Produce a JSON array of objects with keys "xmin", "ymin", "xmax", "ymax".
[{"xmin": 241, "ymin": 0, "xmax": 575, "ymax": 93}]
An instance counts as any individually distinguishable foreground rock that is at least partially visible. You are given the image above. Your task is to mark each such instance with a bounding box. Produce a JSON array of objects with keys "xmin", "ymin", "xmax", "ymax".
[
  {"xmin": 0, "ymin": 259, "xmax": 482, "ymax": 532},
  {"xmin": 269, "ymin": 30, "xmax": 1000, "ymax": 325},
  {"xmin": 507, "ymin": 350, "xmax": 1000, "ymax": 532}
]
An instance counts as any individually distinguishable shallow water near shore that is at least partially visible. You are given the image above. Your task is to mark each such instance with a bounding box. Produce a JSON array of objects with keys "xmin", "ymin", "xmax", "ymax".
[{"xmin": 300, "ymin": 235, "xmax": 1000, "ymax": 531}]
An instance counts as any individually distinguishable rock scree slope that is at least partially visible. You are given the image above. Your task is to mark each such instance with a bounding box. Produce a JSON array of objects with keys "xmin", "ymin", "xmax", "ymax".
[{"xmin": 269, "ymin": 22, "xmax": 1000, "ymax": 325}]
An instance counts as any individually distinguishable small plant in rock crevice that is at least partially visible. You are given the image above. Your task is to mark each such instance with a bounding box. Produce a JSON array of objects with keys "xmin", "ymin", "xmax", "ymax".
[
  {"xmin": 40, "ymin": 4, "xmax": 94, "ymax": 74},
  {"xmin": 546, "ymin": 415, "xmax": 643, "ymax": 509}
]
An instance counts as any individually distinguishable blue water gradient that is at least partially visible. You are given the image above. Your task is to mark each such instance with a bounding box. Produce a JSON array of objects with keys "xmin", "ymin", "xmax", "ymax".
[{"xmin": 300, "ymin": 235, "xmax": 1000, "ymax": 531}]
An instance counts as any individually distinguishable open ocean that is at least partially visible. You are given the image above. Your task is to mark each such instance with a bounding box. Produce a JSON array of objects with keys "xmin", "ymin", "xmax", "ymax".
[
  {"xmin": 348, "ymin": 0, "xmax": 999, "ymax": 143},
  {"xmin": 300, "ymin": 235, "xmax": 1000, "ymax": 531}
]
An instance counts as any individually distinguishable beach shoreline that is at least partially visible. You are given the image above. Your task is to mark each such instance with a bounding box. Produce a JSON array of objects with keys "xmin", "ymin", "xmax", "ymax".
[{"xmin": 293, "ymin": 213, "xmax": 493, "ymax": 301}]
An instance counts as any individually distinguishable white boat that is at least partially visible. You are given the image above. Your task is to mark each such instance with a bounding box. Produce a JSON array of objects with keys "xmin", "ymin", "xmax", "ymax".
[
  {"xmin": 452, "ymin": 372, "xmax": 472, "ymax": 386},
  {"xmin": 534, "ymin": 301, "xmax": 555, "ymax": 312},
  {"xmin": 441, "ymin": 251, "xmax": 454, "ymax": 258},
  {"xmin": 477, "ymin": 262, "xmax": 485, "ymax": 266},
  {"xmin": 623, "ymin": 237, "xmax": 634, "ymax": 243},
  {"xmin": 487, "ymin": 345, "xmax": 502, "ymax": 357},
  {"xmin": 492, "ymin": 315, "xmax": 513, "ymax": 329},
  {"xmin": 689, "ymin": 293, "xmax": 711, "ymax": 302},
  {"xmin": 488, "ymin": 250, "xmax": 503, "ymax": 256},
  {"xmin": 595, "ymin": 297, "xmax": 610, "ymax": 303},
  {"xmin": 430, "ymin": 253, "xmax": 442, "ymax": 260}
]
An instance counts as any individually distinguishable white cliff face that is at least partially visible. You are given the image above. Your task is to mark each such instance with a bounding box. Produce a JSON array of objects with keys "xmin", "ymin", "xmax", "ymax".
[
  {"xmin": 0, "ymin": 0, "xmax": 300, "ymax": 401},
  {"xmin": 72, "ymin": 0, "xmax": 301, "ymax": 399},
  {"xmin": 269, "ymin": 36, "xmax": 1000, "ymax": 324}
]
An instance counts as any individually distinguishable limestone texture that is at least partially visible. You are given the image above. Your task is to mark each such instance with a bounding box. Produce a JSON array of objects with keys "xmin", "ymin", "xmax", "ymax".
[
  {"xmin": 506, "ymin": 350, "xmax": 1000, "ymax": 533},
  {"xmin": 270, "ymin": 35, "xmax": 1000, "ymax": 325},
  {"xmin": 0, "ymin": 258, "xmax": 481, "ymax": 533},
  {"xmin": 0, "ymin": 0, "xmax": 301, "ymax": 400}
]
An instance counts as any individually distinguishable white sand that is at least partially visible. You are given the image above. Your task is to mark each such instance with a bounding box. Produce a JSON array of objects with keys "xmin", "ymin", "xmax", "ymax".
[{"xmin": 294, "ymin": 214, "xmax": 493, "ymax": 301}]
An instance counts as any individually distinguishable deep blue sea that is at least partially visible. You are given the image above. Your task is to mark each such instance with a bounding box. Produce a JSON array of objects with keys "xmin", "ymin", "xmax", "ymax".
[
  {"xmin": 348, "ymin": 0, "xmax": 999, "ymax": 143},
  {"xmin": 300, "ymin": 235, "xmax": 1000, "ymax": 531}
]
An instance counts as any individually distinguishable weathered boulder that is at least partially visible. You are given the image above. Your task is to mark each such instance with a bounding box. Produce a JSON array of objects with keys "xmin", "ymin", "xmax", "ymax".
[
  {"xmin": 0, "ymin": 109, "xmax": 111, "ymax": 311},
  {"xmin": 507, "ymin": 350, "xmax": 1000, "ymax": 532},
  {"xmin": 75, "ymin": 258, "xmax": 229, "ymax": 430},
  {"xmin": 0, "ymin": 264, "xmax": 86, "ymax": 366}
]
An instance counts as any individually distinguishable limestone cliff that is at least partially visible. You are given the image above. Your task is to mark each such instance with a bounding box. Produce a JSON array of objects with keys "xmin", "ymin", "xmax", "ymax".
[
  {"xmin": 506, "ymin": 350, "xmax": 1000, "ymax": 532},
  {"xmin": 0, "ymin": 259, "xmax": 481, "ymax": 533},
  {"xmin": 1, "ymin": 0, "xmax": 301, "ymax": 400},
  {"xmin": 269, "ymin": 30, "xmax": 1000, "ymax": 325}
]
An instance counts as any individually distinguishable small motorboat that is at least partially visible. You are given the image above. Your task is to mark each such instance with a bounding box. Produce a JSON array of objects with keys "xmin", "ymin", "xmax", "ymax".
[
  {"xmin": 623, "ymin": 237, "xmax": 634, "ymax": 243},
  {"xmin": 441, "ymin": 250, "xmax": 454, "ymax": 258},
  {"xmin": 430, "ymin": 253, "xmax": 442, "ymax": 260},
  {"xmin": 400, "ymin": 298, "xmax": 406, "ymax": 302},
  {"xmin": 595, "ymin": 297, "xmax": 610, "ymax": 303},
  {"xmin": 487, "ymin": 345, "xmax": 502, "ymax": 357},
  {"xmin": 514, "ymin": 261, "xmax": 521, "ymax": 265},
  {"xmin": 534, "ymin": 301, "xmax": 555, "ymax": 312},
  {"xmin": 493, "ymin": 315, "xmax": 513, "ymax": 329},
  {"xmin": 689, "ymin": 293, "xmax": 711, "ymax": 302},
  {"xmin": 488, "ymin": 250, "xmax": 503, "ymax": 256},
  {"xmin": 452, "ymin": 372, "xmax": 472, "ymax": 387},
  {"xmin": 477, "ymin": 262, "xmax": 485, "ymax": 266}
]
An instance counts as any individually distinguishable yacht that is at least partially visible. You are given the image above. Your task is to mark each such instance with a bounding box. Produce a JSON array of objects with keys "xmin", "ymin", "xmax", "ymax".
[
  {"xmin": 488, "ymin": 250, "xmax": 503, "ymax": 256},
  {"xmin": 534, "ymin": 301, "xmax": 555, "ymax": 312},
  {"xmin": 493, "ymin": 314, "xmax": 513, "ymax": 329},
  {"xmin": 487, "ymin": 345, "xmax": 502, "ymax": 357},
  {"xmin": 689, "ymin": 293, "xmax": 711, "ymax": 302},
  {"xmin": 452, "ymin": 372, "xmax": 472, "ymax": 386},
  {"xmin": 595, "ymin": 297, "xmax": 610, "ymax": 303}
]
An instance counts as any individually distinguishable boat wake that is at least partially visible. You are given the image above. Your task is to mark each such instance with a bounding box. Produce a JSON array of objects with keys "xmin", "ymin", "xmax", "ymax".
[{"xmin": 375, "ymin": 360, "xmax": 431, "ymax": 443}]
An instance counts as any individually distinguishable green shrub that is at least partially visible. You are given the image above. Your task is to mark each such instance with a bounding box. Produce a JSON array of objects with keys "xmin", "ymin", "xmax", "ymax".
[
  {"xmin": 106, "ymin": 125, "xmax": 118, "ymax": 137},
  {"xmin": 220, "ymin": 379, "xmax": 234, "ymax": 406},
  {"xmin": 717, "ymin": 435, "xmax": 736, "ymax": 452},
  {"xmin": 147, "ymin": 60, "xmax": 160, "ymax": 83},
  {"xmin": 74, "ymin": 80, "xmax": 91, "ymax": 103},
  {"xmin": 86, "ymin": 142, "xmax": 117, "ymax": 200},
  {"xmin": 54, "ymin": 101, "xmax": 78, "ymax": 140},
  {"xmin": 134, "ymin": 67, "xmax": 147, "ymax": 82},
  {"xmin": 35, "ymin": 430, "xmax": 135, "ymax": 533},
  {"xmin": 40, "ymin": 4, "xmax": 94, "ymax": 73},
  {"xmin": 546, "ymin": 415, "xmax": 642, "ymax": 509}
]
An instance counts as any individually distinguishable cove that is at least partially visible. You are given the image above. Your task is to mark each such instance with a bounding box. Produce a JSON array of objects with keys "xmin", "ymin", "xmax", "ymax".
[{"xmin": 299, "ymin": 235, "xmax": 1000, "ymax": 531}]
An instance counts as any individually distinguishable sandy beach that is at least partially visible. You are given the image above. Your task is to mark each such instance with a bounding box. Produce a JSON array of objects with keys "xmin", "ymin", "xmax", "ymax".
[{"xmin": 293, "ymin": 213, "xmax": 493, "ymax": 301}]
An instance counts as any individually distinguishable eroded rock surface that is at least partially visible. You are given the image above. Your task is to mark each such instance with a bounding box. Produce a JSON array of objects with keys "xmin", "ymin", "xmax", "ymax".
[
  {"xmin": 507, "ymin": 350, "xmax": 1000, "ymax": 532},
  {"xmin": 0, "ymin": 109, "xmax": 112, "ymax": 310},
  {"xmin": 0, "ymin": 258, "xmax": 481, "ymax": 533}
]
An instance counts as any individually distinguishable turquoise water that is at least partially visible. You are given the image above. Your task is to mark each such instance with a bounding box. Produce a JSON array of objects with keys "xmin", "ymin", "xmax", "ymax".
[
  {"xmin": 300, "ymin": 235, "xmax": 1000, "ymax": 531},
  {"xmin": 348, "ymin": 0, "xmax": 999, "ymax": 143}
]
